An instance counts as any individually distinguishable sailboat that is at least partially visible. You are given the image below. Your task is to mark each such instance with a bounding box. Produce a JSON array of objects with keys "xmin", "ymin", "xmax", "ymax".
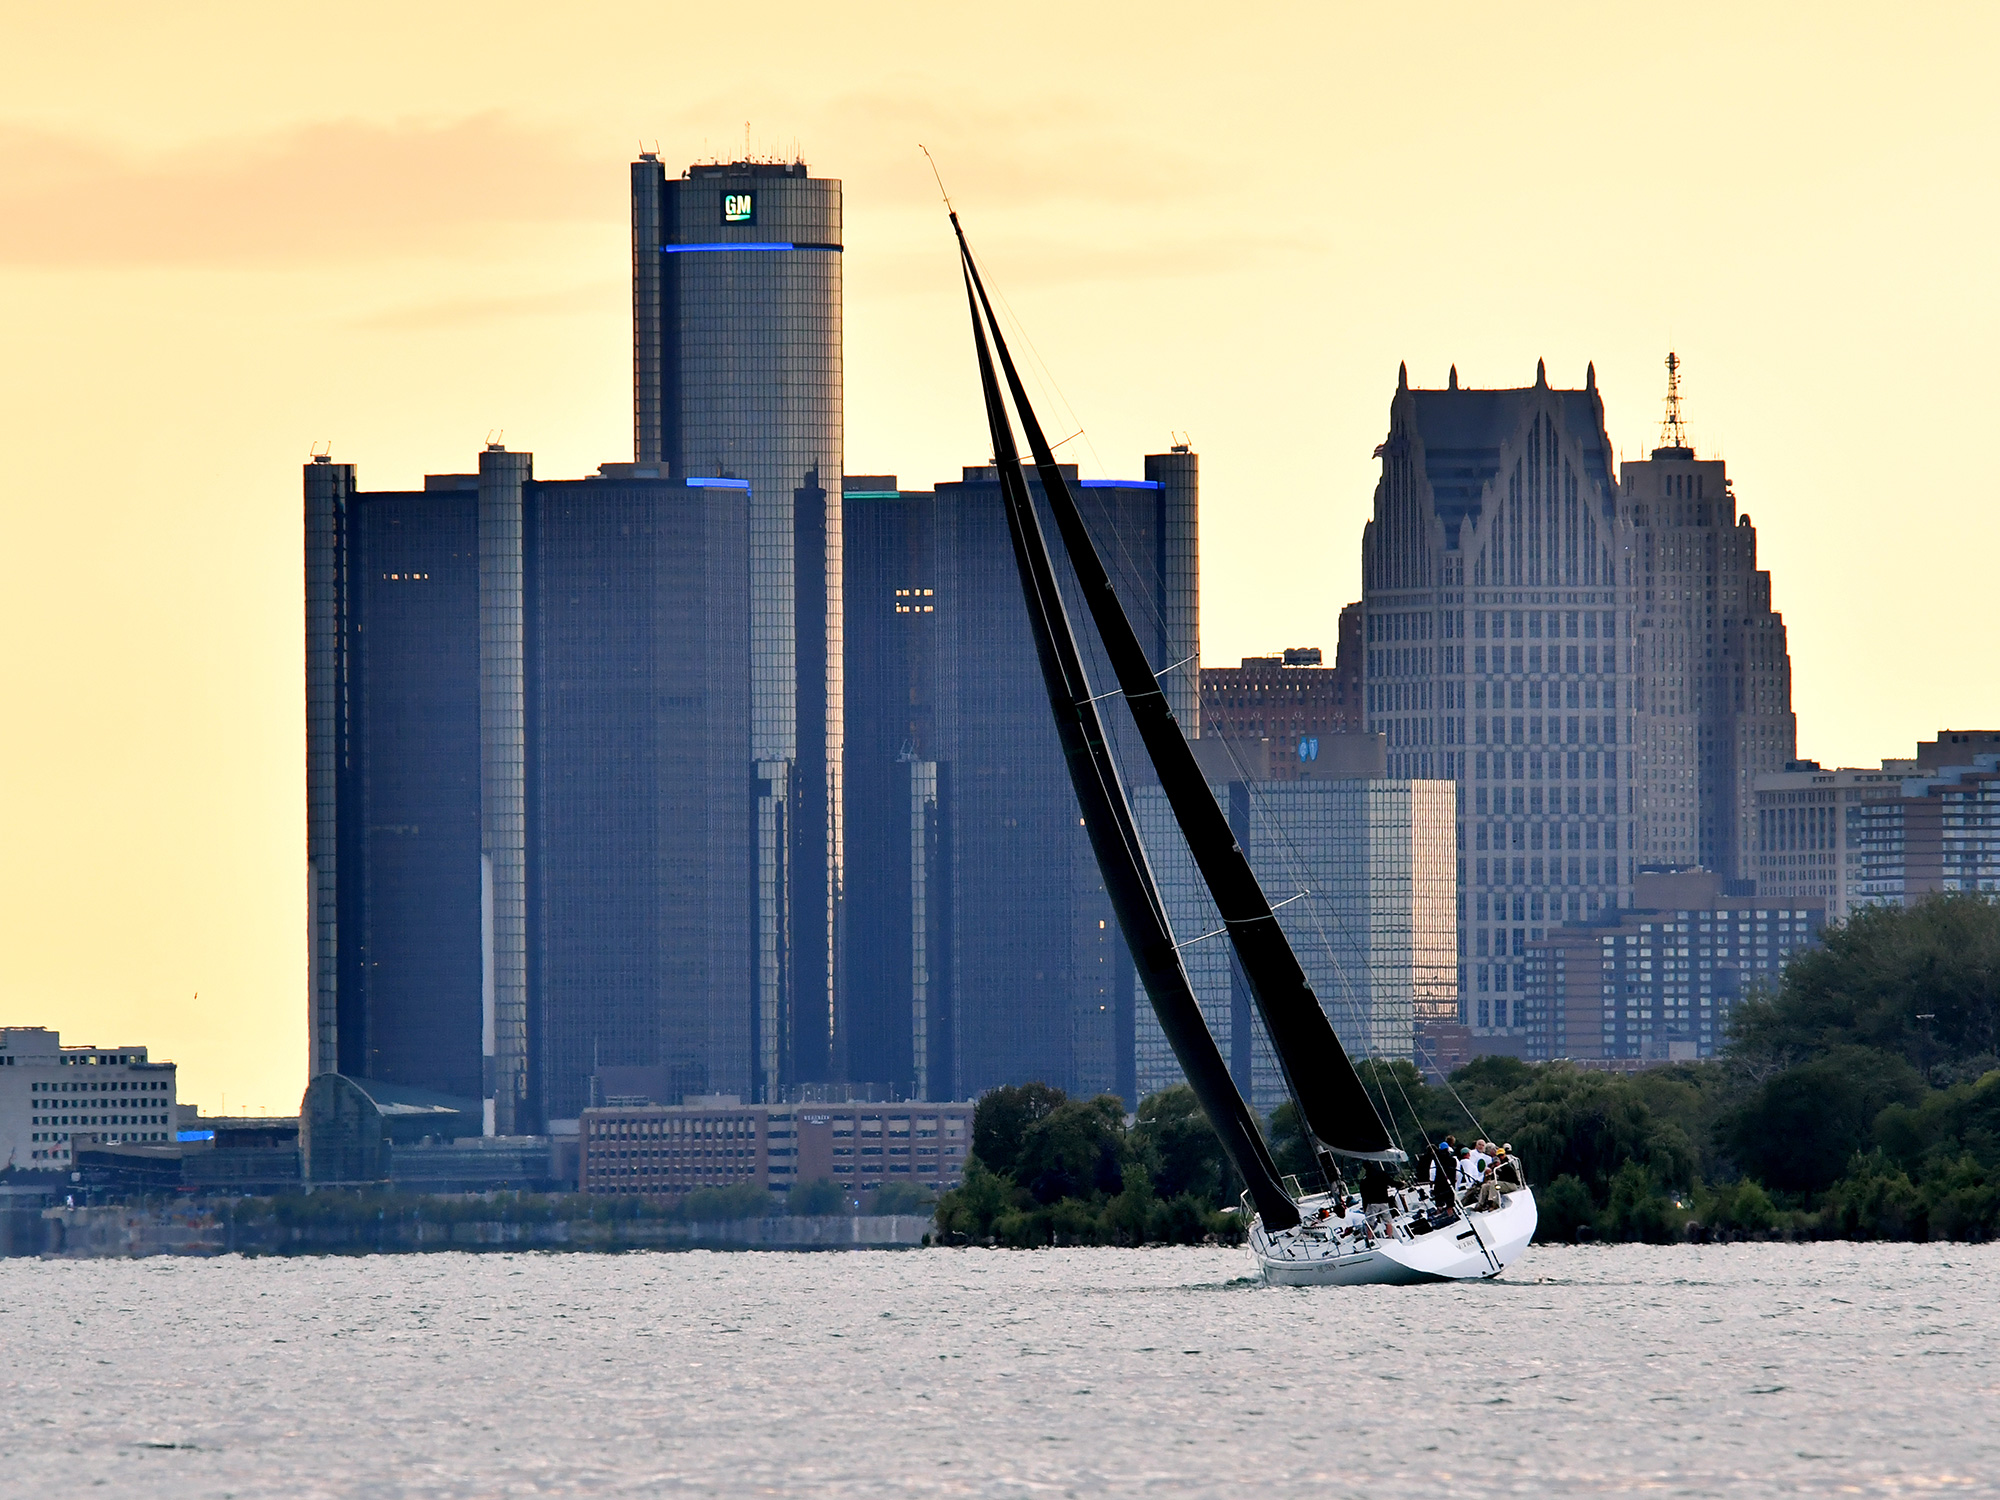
[{"xmin": 949, "ymin": 212, "xmax": 1536, "ymax": 1284}]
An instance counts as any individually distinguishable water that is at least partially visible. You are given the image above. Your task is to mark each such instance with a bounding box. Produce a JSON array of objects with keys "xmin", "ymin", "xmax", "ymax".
[{"xmin": 1, "ymin": 1244, "xmax": 1993, "ymax": 1497}]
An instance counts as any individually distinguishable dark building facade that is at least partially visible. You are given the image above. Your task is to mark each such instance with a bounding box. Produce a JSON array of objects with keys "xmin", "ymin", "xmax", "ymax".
[
  {"xmin": 1360, "ymin": 361, "xmax": 1637, "ymax": 1044},
  {"xmin": 305, "ymin": 451, "xmax": 751, "ymax": 1132},
  {"xmin": 841, "ymin": 455, "xmax": 1199, "ymax": 1101},
  {"xmin": 631, "ymin": 154, "xmax": 844, "ymax": 1097}
]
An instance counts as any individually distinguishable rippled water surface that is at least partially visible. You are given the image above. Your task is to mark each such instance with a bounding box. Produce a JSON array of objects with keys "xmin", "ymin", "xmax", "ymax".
[{"xmin": 2, "ymin": 1243, "xmax": 1995, "ymax": 1497}]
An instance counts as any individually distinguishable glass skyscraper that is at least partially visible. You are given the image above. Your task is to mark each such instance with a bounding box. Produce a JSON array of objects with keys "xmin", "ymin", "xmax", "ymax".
[
  {"xmin": 1132, "ymin": 773, "xmax": 1457, "ymax": 1117},
  {"xmin": 304, "ymin": 452, "xmax": 752, "ymax": 1131},
  {"xmin": 632, "ymin": 154, "xmax": 843, "ymax": 1098},
  {"xmin": 841, "ymin": 456, "xmax": 1200, "ymax": 1102}
]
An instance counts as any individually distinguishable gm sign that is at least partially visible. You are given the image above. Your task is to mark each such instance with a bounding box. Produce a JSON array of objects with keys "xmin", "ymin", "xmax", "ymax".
[{"xmin": 722, "ymin": 192, "xmax": 756, "ymax": 225}]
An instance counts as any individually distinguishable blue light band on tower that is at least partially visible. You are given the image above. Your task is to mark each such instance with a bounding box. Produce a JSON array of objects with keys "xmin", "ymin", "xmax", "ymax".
[{"xmin": 661, "ymin": 242, "xmax": 843, "ymax": 254}]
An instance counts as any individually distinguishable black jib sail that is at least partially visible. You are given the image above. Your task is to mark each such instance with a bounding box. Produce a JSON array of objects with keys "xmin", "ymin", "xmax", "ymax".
[
  {"xmin": 955, "ymin": 235, "xmax": 1301, "ymax": 1231},
  {"xmin": 955, "ymin": 229, "xmax": 1399, "ymax": 1165}
]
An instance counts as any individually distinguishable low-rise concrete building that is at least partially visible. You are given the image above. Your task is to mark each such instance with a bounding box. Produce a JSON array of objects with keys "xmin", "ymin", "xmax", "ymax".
[
  {"xmin": 1, "ymin": 1028, "xmax": 178, "ymax": 1172},
  {"xmin": 579, "ymin": 1097, "xmax": 974, "ymax": 1201}
]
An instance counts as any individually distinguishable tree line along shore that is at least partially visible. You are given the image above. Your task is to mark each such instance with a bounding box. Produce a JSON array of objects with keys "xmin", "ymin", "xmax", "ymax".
[
  {"xmin": 15, "ymin": 894, "xmax": 1990, "ymax": 1256},
  {"xmin": 934, "ymin": 893, "xmax": 2000, "ymax": 1247}
]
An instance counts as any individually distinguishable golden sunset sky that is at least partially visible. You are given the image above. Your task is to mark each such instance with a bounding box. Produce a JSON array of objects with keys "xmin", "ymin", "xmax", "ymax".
[{"xmin": 1, "ymin": 2, "xmax": 1994, "ymax": 1114}]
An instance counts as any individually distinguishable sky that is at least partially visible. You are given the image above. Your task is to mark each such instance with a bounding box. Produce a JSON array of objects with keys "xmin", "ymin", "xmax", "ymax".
[{"xmin": 1, "ymin": 1, "xmax": 1995, "ymax": 1116}]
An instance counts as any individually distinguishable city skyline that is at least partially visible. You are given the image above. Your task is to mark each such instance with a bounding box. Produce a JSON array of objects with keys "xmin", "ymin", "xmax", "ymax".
[{"xmin": 4, "ymin": 2, "xmax": 1997, "ymax": 1114}]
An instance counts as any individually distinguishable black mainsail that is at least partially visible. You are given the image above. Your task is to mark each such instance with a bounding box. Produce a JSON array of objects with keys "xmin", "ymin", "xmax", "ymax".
[
  {"xmin": 955, "ymin": 232, "xmax": 1400, "ymax": 1164},
  {"xmin": 956, "ymin": 240, "xmax": 1301, "ymax": 1231}
]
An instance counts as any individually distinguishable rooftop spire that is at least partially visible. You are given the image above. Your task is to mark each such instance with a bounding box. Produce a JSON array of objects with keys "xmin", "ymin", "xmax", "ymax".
[{"xmin": 1660, "ymin": 351, "xmax": 1689, "ymax": 450}]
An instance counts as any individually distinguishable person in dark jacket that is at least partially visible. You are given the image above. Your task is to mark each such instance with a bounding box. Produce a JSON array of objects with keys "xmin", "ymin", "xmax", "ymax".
[{"xmin": 1430, "ymin": 1136, "xmax": 1460, "ymax": 1213}]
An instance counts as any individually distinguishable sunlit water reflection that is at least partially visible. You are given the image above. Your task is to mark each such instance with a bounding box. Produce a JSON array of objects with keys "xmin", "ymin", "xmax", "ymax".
[{"xmin": 2, "ymin": 1243, "xmax": 1993, "ymax": 1496}]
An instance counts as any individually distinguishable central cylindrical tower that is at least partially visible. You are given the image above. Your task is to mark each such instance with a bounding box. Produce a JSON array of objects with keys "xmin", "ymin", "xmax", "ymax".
[{"xmin": 632, "ymin": 156, "xmax": 845, "ymax": 1097}]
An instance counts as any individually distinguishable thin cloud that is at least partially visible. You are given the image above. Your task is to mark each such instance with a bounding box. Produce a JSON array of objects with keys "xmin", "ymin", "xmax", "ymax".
[
  {"xmin": 345, "ymin": 281, "xmax": 620, "ymax": 332},
  {"xmin": 0, "ymin": 115, "xmax": 614, "ymax": 267}
]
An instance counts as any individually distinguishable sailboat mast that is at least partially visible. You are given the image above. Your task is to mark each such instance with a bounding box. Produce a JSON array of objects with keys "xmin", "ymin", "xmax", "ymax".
[
  {"xmin": 957, "ymin": 243, "xmax": 1400, "ymax": 1164},
  {"xmin": 955, "ymin": 243, "xmax": 1300, "ymax": 1230}
]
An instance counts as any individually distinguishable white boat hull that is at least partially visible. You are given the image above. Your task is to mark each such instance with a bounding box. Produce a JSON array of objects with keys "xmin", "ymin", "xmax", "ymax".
[{"xmin": 1251, "ymin": 1186, "xmax": 1538, "ymax": 1286}]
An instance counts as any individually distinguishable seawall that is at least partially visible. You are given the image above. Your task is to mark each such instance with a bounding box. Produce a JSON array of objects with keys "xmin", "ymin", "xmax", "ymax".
[{"xmin": 16, "ymin": 1208, "xmax": 933, "ymax": 1259}]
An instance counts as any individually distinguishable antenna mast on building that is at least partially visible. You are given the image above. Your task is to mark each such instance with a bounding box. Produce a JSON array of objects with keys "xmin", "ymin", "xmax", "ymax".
[{"xmin": 1660, "ymin": 350, "xmax": 1689, "ymax": 450}]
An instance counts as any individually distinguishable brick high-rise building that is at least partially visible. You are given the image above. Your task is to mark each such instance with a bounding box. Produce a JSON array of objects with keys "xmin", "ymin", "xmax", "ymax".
[
  {"xmin": 1199, "ymin": 642, "xmax": 1362, "ymax": 780},
  {"xmin": 1524, "ymin": 869, "xmax": 1825, "ymax": 1064}
]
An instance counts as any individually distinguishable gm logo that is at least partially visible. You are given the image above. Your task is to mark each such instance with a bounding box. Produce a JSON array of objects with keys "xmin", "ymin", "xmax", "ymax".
[{"xmin": 722, "ymin": 192, "xmax": 756, "ymax": 224}]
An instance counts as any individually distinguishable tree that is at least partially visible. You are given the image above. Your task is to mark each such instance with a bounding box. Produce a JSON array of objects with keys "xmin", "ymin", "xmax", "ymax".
[
  {"xmin": 1481, "ymin": 1063, "xmax": 1696, "ymax": 1205},
  {"xmin": 867, "ymin": 1181, "xmax": 935, "ymax": 1217},
  {"xmin": 1014, "ymin": 1095, "xmax": 1126, "ymax": 1205},
  {"xmin": 681, "ymin": 1182, "xmax": 772, "ymax": 1221},
  {"xmin": 932, "ymin": 1156, "xmax": 1021, "ymax": 1241},
  {"xmin": 971, "ymin": 1082, "xmax": 1068, "ymax": 1178},
  {"xmin": 1532, "ymin": 1175, "xmax": 1595, "ymax": 1242},
  {"xmin": 1729, "ymin": 894, "xmax": 2000, "ymax": 1083},
  {"xmin": 1265, "ymin": 1100, "xmax": 1315, "ymax": 1183},
  {"xmin": 1875, "ymin": 1068, "xmax": 2000, "ymax": 1172},
  {"xmin": 1725, "ymin": 1046, "xmax": 1923, "ymax": 1194},
  {"xmin": 787, "ymin": 1178, "xmax": 849, "ymax": 1216},
  {"xmin": 1135, "ymin": 1085, "xmax": 1239, "ymax": 1206}
]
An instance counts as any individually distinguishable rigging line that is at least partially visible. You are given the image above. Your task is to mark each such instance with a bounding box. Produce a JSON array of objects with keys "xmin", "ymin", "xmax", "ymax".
[
  {"xmin": 1083, "ymin": 686, "xmax": 1125, "ymax": 705},
  {"xmin": 952, "ymin": 229, "xmax": 1179, "ymax": 659},
  {"xmin": 1179, "ymin": 891, "xmax": 1304, "ymax": 948},
  {"xmin": 1214, "ymin": 735, "xmax": 1421, "ymax": 1152},
  {"xmin": 1193, "ymin": 725, "xmax": 1413, "ymax": 1160},
  {"xmin": 972, "ymin": 261, "xmax": 1185, "ymax": 679}
]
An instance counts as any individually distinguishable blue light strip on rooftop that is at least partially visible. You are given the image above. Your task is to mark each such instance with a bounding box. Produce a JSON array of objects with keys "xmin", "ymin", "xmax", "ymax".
[
  {"xmin": 662, "ymin": 242, "xmax": 843, "ymax": 254},
  {"xmin": 686, "ymin": 477, "xmax": 751, "ymax": 490},
  {"xmin": 1077, "ymin": 479, "xmax": 1162, "ymax": 490},
  {"xmin": 844, "ymin": 491, "xmax": 901, "ymax": 499}
]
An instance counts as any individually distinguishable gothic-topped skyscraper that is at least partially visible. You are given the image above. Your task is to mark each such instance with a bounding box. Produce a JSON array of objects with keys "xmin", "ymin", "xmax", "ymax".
[{"xmin": 1361, "ymin": 360, "xmax": 1636, "ymax": 1042}]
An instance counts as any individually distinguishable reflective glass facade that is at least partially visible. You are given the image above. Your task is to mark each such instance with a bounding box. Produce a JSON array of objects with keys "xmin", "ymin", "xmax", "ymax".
[
  {"xmin": 305, "ymin": 464, "xmax": 485, "ymax": 1103},
  {"xmin": 632, "ymin": 157, "xmax": 843, "ymax": 1098},
  {"xmin": 526, "ymin": 473, "xmax": 752, "ymax": 1120},
  {"xmin": 305, "ymin": 454, "xmax": 753, "ymax": 1131},
  {"xmin": 1132, "ymin": 776, "xmax": 1456, "ymax": 1117},
  {"xmin": 841, "ymin": 462, "xmax": 1198, "ymax": 1102}
]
